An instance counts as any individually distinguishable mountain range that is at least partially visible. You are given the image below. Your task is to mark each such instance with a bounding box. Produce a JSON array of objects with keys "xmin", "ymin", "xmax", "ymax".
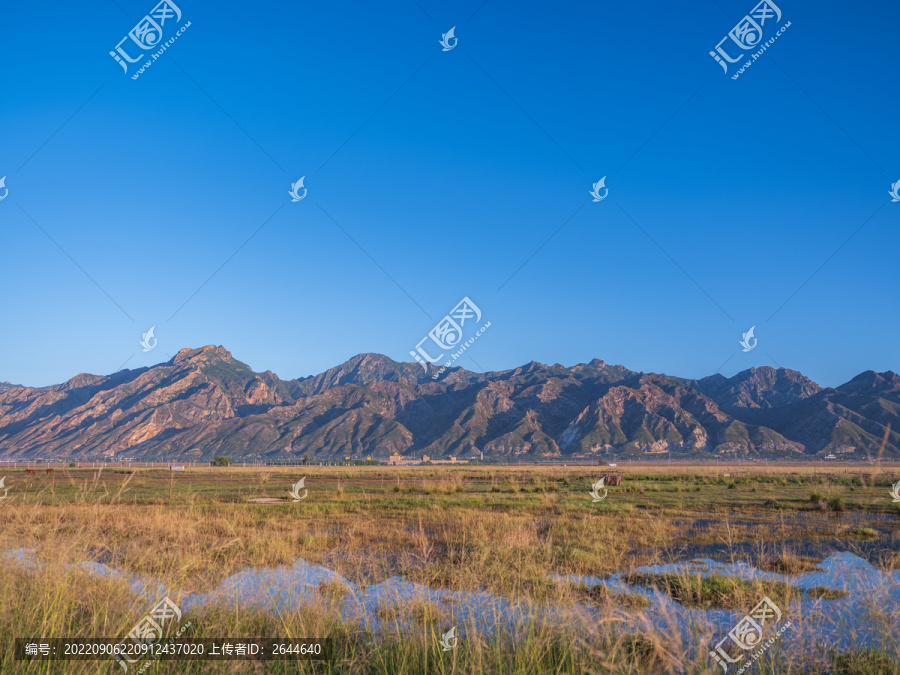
[{"xmin": 0, "ymin": 346, "xmax": 897, "ymax": 461}]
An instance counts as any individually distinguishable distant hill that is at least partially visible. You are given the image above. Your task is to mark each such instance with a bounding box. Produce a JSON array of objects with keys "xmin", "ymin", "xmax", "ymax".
[{"xmin": 0, "ymin": 346, "xmax": 896, "ymax": 461}]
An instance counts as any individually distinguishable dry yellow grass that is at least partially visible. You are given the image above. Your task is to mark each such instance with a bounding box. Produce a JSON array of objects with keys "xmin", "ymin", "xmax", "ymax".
[{"xmin": 1, "ymin": 463, "xmax": 898, "ymax": 673}]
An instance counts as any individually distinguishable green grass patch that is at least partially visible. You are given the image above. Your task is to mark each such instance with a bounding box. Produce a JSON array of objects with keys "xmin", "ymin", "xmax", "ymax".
[
  {"xmin": 756, "ymin": 554, "xmax": 822, "ymax": 574},
  {"xmin": 621, "ymin": 572, "xmax": 796, "ymax": 609},
  {"xmin": 807, "ymin": 586, "xmax": 848, "ymax": 600},
  {"xmin": 850, "ymin": 527, "xmax": 878, "ymax": 539}
]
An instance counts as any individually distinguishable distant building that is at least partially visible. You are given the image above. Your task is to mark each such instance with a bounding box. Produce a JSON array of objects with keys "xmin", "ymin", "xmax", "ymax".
[
  {"xmin": 423, "ymin": 454, "xmax": 468, "ymax": 465},
  {"xmin": 387, "ymin": 453, "xmax": 467, "ymax": 466},
  {"xmin": 824, "ymin": 454, "xmax": 836, "ymax": 460},
  {"xmin": 170, "ymin": 465, "xmax": 185, "ymax": 471}
]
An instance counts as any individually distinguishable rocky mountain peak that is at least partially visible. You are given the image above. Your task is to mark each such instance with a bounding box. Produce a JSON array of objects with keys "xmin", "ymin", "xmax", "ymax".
[
  {"xmin": 173, "ymin": 345, "xmax": 234, "ymax": 365},
  {"xmin": 837, "ymin": 370, "xmax": 900, "ymax": 398},
  {"xmin": 695, "ymin": 366, "xmax": 821, "ymax": 409}
]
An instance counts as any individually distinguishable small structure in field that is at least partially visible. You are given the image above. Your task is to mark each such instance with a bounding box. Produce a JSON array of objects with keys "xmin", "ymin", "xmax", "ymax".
[
  {"xmin": 603, "ymin": 472, "xmax": 624, "ymax": 486},
  {"xmin": 170, "ymin": 464, "xmax": 185, "ymax": 471}
]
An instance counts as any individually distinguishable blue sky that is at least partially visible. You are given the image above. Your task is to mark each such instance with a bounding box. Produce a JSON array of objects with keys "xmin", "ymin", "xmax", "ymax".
[{"xmin": 1, "ymin": 0, "xmax": 897, "ymax": 388}]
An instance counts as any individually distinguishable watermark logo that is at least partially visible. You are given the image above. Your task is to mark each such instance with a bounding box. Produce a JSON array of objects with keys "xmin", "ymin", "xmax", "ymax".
[
  {"xmin": 440, "ymin": 26, "xmax": 459, "ymax": 52},
  {"xmin": 139, "ymin": 326, "xmax": 157, "ymax": 352},
  {"xmin": 739, "ymin": 326, "xmax": 757, "ymax": 352},
  {"xmin": 889, "ymin": 180, "xmax": 900, "ymax": 203},
  {"xmin": 289, "ymin": 477, "xmax": 308, "ymax": 502},
  {"xmin": 0, "ymin": 477, "xmax": 7, "ymax": 502},
  {"xmin": 589, "ymin": 177, "xmax": 608, "ymax": 202},
  {"xmin": 110, "ymin": 1, "xmax": 191, "ymax": 80},
  {"xmin": 440, "ymin": 27, "xmax": 458, "ymax": 51},
  {"xmin": 710, "ymin": 596, "xmax": 789, "ymax": 673},
  {"xmin": 439, "ymin": 626, "xmax": 458, "ymax": 651},
  {"xmin": 113, "ymin": 596, "xmax": 186, "ymax": 672},
  {"xmin": 289, "ymin": 177, "xmax": 307, "ymax": 202},
  {"xmin": 890, "ymin": 479, "xmax": 900, "ymax": 502},
  {"xmin": 710, "ymin": 1, "xmax": 789, "ymax": 79},
  {"xmin": 410, "ymin": 297, "xmax": 491, "ymax": 379},
  {"xmin": 590, "ymin": 477, "xmax": 608, "ymax": 502},
  {"xmin": 0, "ymin": 176, "xmax": 8, "ymax": 202}
]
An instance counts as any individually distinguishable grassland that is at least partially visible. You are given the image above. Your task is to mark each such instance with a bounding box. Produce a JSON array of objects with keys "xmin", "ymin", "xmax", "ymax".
[{"xmin": 1, "ymin": 462, "xmax": 899, "ymax": 674}]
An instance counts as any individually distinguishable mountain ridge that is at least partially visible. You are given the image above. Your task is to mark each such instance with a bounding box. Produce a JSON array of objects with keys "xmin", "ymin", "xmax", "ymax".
[{"xmin": 0, "ymin": 346, "xmax": 896, "ymax": 460}]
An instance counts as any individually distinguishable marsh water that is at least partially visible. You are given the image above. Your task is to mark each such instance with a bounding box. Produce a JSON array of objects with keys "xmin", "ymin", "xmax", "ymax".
[
  {"xmin": 649, "ymin": 511, "xmax": 899, "ymax": 569},
  {"xmin": 6, "ymin": 508, "xmax": 899, "ymax": 669}
]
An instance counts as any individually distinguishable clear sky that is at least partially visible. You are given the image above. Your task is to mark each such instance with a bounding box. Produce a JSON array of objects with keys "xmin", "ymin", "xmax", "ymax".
[{"xmin": 1, "ymin": 0, "xmax": 897, "ymax": 388}]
